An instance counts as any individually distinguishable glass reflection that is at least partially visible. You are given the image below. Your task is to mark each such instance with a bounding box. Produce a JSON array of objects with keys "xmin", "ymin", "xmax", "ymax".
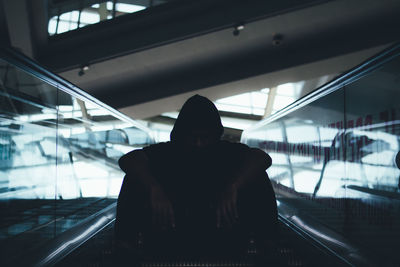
[
  {"xmin": 242, "ymin": 54, "xmax": 400, "ymax": 264},
  {"xmin": 0, "ymin": 56, "xmax": 154, "ymax": 263}
]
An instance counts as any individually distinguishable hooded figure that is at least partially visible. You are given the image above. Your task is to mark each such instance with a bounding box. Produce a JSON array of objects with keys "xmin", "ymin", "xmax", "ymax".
[
  {"xmin": 170, "ymin": 94, "xmax": 223, "ymax": 144},
  {"xmin": 115, "ymin": 95, "xmax": 277, "ymax": 263}
]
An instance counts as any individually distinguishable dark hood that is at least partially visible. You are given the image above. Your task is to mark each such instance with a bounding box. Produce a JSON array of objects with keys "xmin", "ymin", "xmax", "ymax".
[{"xmin": 170, "ymin": 95, "xmax": 224, "ymax": 143}]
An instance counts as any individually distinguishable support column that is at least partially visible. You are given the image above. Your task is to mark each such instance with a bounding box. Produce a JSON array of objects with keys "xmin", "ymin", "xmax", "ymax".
[
  {"xmin": 263, "ymin": 86, "xmax": 277, "ymax": 118},
  {"xmin": 77, "ymin": 99, "xmax": 92, "ymax": 131},
  {"xmin": 99, "ymin": 2, "xmax": 108, "ymax": 21}
]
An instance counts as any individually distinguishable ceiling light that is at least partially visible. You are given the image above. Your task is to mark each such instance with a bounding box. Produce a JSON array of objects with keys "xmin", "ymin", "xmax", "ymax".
[
  {"xmin": 78, "ymin": 65, "xmax": 90, "ymax": 76},
  {"xmin": 233, "ymin": 23, "xmax": 245, "ymax": 36}
]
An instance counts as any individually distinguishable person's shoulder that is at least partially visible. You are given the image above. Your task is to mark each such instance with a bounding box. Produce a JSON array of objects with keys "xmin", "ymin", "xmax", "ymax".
[
  {"xmin": 217, "ymin": 140, "xmax": 250, "ymax": 154},
  {"xmin": 143, "ymin": 141, "xmax": 173, "ymax": 155},
  {"xmin": 217, "ymin": 140, "xmax": 247, "ymax": 148},
  {"xmin": 145, "ymin": 141, "xmax": 173, "ymax": 149}
]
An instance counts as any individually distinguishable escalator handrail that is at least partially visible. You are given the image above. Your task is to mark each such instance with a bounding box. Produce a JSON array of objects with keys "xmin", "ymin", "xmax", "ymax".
[
  {"xmin": 0, "ymin": 46, "xmax": 154, "ymax": 139},
  {"xmin": 277, "ymin": 200, "xmax": 372, "ymax": 267},
  {"xmin": 244, "ymin": 42, "xmax": 400, "ymax": 133},
  {"xmin": 14, "ymin": 202, "xmax": 117, "ymax": 267}
]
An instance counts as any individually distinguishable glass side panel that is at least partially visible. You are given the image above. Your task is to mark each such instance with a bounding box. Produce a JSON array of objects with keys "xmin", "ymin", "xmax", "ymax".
[
  {"xmin": 0, "ymin": 56, "xmax": 154, "ymax": 262},
  {"xmin": 0, "ymin": 59, "xmax": 58, "ymax": 262},
  {"xmin": 241, "ymin": 52, "xmax": 400, "ymax": 265},
  {"xmin": 54, "ymin": 89, "xmax": 149, "ymax": 234},
  {"xmin": 343, "ymin": 57, "xmax": 400, "ymax": 263},
  {"xmin": 248, "ymin": 88, "xmax": 346, "ymax": 211}
]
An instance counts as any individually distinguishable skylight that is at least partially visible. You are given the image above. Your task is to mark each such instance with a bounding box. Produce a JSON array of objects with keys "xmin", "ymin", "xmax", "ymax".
[
  {"xmin": 214, "ymin": 81, "xmax": 303, "ymax": 118},
  {"xmin": 48, "ymin": 1, "xmax": 148, "ymax": 36},
  {"xmin": 215, "ymin": 90, "xmax": 269, "ymax": 116},
  {"xmin": 271, "ymin": 82, "xmax": 303, "ymax": 114}
]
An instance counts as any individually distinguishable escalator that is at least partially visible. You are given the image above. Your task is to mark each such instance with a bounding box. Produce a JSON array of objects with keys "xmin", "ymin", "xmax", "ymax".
[
  {"xmin": 56, "ymin": 214, "xmax": 347, "ymax": 267},
  {"xmin": 2, "ymin": 30, "xmax": 399, "ymax": 267},
  {"xmin": 0, "ymin": 47, "xmax": 154, "ymax": 266}
]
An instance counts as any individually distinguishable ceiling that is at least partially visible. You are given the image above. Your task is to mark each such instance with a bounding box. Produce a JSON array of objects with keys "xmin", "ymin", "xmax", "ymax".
[{"xmin": 1, "ymin": 0, "xmax": 400, "ymax": 120}]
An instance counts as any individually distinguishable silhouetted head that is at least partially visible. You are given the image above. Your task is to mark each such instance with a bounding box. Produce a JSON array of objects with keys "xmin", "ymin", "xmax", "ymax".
[{"xmin": 170, "ymin": 95, "xmax": 223, "ymax": 149}]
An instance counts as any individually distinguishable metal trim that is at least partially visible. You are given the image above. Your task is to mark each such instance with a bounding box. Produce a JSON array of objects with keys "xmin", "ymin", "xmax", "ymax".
[
  {"xmin": 277, "ymin": 201, "xmax": 371, "ymax": 267},
  {"xmin": 244, "ymin": 42, "xmax": 400, "ymax": 133},
  {"xmin": 14, "ymin": 203, "xmax": 117, "ymax": 267},
  {"xmin": 0, "ymin": 47, "xmax": 154, "ymax": 139}
]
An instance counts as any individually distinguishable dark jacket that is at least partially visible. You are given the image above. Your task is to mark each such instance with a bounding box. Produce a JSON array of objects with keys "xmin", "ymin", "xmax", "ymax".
[{"xmin": 115, "ymin": 95, "xmax": 277, "ymax": 252}]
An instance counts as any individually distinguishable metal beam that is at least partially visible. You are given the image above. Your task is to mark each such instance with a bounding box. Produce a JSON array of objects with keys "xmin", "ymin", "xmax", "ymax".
[
  {"xmin": 264, "ymin": 86, "xmax": 277, "ymax": 118},
  {"xmin": 2, "ymin": 0, "xmax": 34, "ymax": 57}
]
